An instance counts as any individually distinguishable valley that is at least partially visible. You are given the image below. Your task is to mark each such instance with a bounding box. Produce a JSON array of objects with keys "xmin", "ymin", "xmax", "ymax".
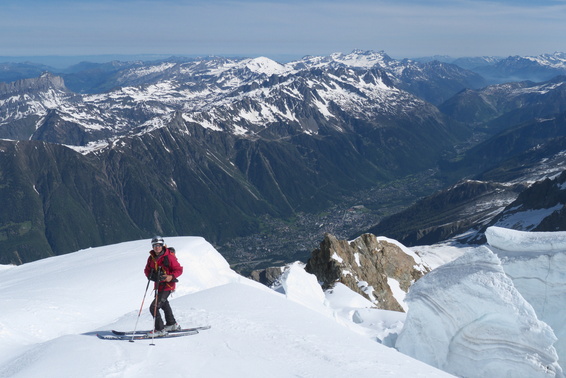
[
  {"xmin": 224, "ymin": 169, "xmax": 446, "ymax": 275},
  {"xmin": 2, "ymin": 50, "xmax": 566, "ymax": 270}
]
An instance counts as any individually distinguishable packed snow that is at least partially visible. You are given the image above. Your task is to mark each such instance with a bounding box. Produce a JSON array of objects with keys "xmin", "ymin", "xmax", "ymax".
[
  {"xmin": 486, "ymin": 225, "xmax": 566, "ymax": 252},
  {"xmin": 0, "ymin": 237, "xmax": 451, "ymax": 378},
  {"xmin": 1, "ymin": 226, "xmax": 565, "ymax": 377}
]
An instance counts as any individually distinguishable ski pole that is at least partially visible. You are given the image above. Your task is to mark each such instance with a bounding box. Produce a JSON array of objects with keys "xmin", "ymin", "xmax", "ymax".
[{"xmin": 129, "ymin": 278, "xmax": 152, "ymax": 343}]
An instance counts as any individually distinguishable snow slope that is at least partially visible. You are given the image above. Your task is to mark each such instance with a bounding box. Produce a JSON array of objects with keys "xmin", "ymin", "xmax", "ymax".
[{"xmin": 0, "ymin": 237, "xmax": 451, "ymax": 378}]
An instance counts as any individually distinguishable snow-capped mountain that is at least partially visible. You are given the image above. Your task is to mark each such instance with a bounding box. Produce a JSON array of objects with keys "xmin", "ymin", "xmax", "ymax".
[
  {"xmin": 0, "ymin": 51, "xmax": 479, "ymax": 265},
  {"xmin": 412, "ymin": 52, "xmax": 566, "ymax": 84},
  {"xmin": 368, "ymin": 137, "xmax": 566, "ymax": 247},
  {"xmin": 367, "ymin": 72, "xmax": 566, "ymax": 247},
  {"xmin": 526, "ymin": 52, "xmax": 566, "ymax": 70},
  {"xmin": 0, "ymin": 73, "xmax": 72, "ymax": 140},
  {"xmin": 2, "ymin": 49, "xmax": 566, "ymax": 271},
  {"xmin": 438, "ymin": 75, "xmax": 566, "ymax": 130},
  {"xmin": 464, "ymin": 52, "xmax": 566, "ymax": 84},
  {"xmin": 1, "ymin": 51, "xmax": 477, "ymax": 148}
]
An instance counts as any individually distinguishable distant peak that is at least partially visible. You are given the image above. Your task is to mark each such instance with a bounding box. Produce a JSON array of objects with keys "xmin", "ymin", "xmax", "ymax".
[
  {"xmin": 329, "ymin": 49, "xmax": 392, "ymax": 68},
  {"xmin": 0, "ymin": 72, "xmax": 67, "ymax": 96},
  {"xmin": 245, "ymin": 57, "xmax": 287, "ymax": 75}
]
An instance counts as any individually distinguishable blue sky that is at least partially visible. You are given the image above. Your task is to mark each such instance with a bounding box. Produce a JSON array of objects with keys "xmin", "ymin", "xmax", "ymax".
[{"xmin": 1, "ymin": 0, "xmax": 565, "ymax": 62}]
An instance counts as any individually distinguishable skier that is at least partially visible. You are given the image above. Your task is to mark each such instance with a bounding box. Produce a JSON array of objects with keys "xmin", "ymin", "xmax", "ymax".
[{"xmin": 144, "ymin": 236, "xmax": 183, "ymax": 336}]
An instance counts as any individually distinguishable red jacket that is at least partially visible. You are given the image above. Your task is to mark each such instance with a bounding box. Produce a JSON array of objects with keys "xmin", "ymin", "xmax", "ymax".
[{"xmin": 144, "ymin": 247, "xmax": 183, "ymax": 291}]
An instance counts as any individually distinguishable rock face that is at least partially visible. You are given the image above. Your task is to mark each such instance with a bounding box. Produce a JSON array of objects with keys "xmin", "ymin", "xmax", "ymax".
[
  {"xmin": 0, "ymin": 72, "xmax": 66, "ymax": 96},
  {"xmin": 248, "ymin": 267, "xmax": 285, "ymax": 287},
  {"xmin": 305, "ymin": 233, "xmax": 429, "ymax": 311}
]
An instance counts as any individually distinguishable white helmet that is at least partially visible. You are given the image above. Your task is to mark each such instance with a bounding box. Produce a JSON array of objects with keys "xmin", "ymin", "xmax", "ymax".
[{"xmin": 151, "ymin": 236, "xmax": 164, "ymax": 246}]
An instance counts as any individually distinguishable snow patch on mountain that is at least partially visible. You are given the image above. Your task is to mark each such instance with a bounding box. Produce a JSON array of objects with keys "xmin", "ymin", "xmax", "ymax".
[
  {"xmin": 122, "ymin": 62, "xmax": 177, "ymax": 80},
  {"xmin": 181, "ymin": 113, "xmax": 222, "ymax": 131},
  {"xmin": 526, "ymin": 52, "xmax": 566, "ymax": 70},
  {"xmin": 330, "ymin": 50, "xmax": 392, "ymax": 69},
  {"xmin": 0, "ymin": 88, "xmax": 70, "ymax": 126},
  {"xmin": 492, "ymin": 203, "xmax": 564, "ymax": 231}
]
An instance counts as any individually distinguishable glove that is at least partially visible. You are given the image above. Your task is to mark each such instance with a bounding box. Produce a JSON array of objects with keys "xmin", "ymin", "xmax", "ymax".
[{"xmin": 148, "ymin": 268, "xmax": 166, "ymax": 282}]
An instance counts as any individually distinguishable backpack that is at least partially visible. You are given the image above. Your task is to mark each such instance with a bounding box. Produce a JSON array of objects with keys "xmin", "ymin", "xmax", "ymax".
[{"xmin": 162, "ymin": 247, "xmax": 178, "ymax": 282}]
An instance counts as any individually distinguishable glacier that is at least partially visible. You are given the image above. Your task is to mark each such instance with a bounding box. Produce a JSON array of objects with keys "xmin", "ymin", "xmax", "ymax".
[
  {"xmin": 487, "ymin": 226, "xmax": 566, "ymax": 373},
  {"xmin": 398, "ymin": 226, "xmax": 565, "ymax": 377}
]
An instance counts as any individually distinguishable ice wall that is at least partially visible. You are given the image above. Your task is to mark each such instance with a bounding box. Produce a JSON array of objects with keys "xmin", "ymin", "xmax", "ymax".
[
  {"xmin": 486, "ymin": 226, "xmax": 566, "ymax": 369},
  {"xmin": 485, "ymin": 226, "xmax": 566, "ymax": 253},
  {"xmin": 396, "ymin": 246, "xmax": 562, "ymax": 378}
]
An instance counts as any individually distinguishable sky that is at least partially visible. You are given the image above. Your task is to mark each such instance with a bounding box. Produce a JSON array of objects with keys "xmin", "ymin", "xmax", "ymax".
[{"xmin": 1, "ymin": 0, "xmax": 566, "ymax": 63}]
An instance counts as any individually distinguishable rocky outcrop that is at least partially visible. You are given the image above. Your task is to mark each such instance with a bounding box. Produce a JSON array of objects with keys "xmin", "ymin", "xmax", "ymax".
[
  {"xmin": 305, "ymin": 233, "xmax": 429, "ymax": 312},
  {"xmin": 248, "ymin": 266, "xmax": 285, "ymax": 287}
]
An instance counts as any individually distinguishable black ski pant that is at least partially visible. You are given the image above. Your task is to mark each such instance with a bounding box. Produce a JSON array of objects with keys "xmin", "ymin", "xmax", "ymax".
[{"xmin": 149, "ymin": 290, "xmax": 176, "ymax": 331}]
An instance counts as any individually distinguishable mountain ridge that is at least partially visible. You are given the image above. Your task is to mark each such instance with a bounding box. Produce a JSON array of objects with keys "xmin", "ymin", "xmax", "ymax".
[{"xmin": 2, "ymin": 50, "xmax": 566, "ymax": 269}]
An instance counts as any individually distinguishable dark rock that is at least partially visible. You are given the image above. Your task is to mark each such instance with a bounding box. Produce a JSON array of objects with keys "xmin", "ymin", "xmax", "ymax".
[{"xmin": 248, "ymin": 266, "xmax": 284, "ymax": 287}]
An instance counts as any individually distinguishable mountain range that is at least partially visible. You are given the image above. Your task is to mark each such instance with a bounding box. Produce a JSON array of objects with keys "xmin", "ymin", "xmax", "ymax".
[
  {"xmin": 369, "ymin": 76, "xmax": 566, "ymax": 247},
  {"xmin": 2, "ymin": 50, "xmax": 566, "ymax": 270},
  {"xmin": 413, "ymin": 51, "xmax": 566, "ymax": 84}
]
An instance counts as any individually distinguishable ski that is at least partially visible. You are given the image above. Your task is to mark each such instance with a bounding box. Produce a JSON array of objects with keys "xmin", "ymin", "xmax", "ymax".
[
  {"xmin": 97, "ymin": 329, "xmax": 199, "ymax": 341},
  {"xmin": 111, "ymin": 325, "xmax": 211, "ymax": 336}
]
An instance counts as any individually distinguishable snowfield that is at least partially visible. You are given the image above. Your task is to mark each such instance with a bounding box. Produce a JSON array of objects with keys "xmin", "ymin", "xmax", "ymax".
[
  {"xmin": 0, "ymin": 237, "xmax": 451, "ymax": 378},
  {"xmin": 1, "ymin": 227, "xmax": 564, "ymax": 377}
]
